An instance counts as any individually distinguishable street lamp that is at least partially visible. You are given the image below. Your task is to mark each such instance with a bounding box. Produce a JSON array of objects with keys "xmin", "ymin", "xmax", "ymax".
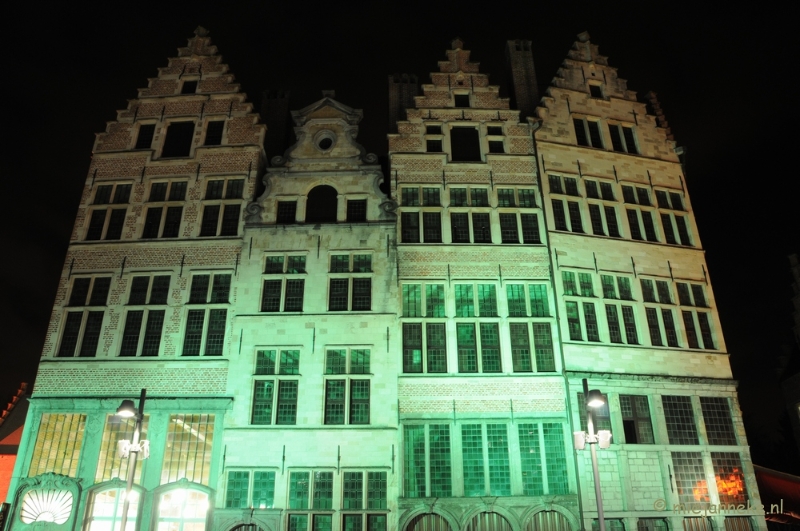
[
  {"xmin": 116, "ymin": 389, "xmax": 148, "ymax": 531},
  {"xmin": 574, "ymin": 379, "xmax": 612, "ymax": 531}
]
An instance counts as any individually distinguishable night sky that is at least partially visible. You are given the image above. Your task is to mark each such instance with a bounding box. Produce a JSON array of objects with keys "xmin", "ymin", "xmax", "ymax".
[{"xmin": 3, "ymin": 2, "xmax": 798, "ymax": 471}]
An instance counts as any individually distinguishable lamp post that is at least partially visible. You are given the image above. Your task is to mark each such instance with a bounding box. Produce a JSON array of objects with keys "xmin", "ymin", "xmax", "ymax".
[
  {"xmin": 116, "ymin": 388, "xmax": 147, "ymax": 531},
  {"xmin": 574, "ymin": 379, "xmax": 612, "ymax": 531}
]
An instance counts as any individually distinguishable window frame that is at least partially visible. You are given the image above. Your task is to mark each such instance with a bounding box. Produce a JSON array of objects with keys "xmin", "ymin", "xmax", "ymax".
[
  {"xmin": 224, "ymin": 469, "xmax": 277, "ymax": 509},
  {"xmin": 119, "ymin": 274, "xmax": 171, "ymax": 357},
  {"xmin": 181, "ymin": 272, "xmax": 232, "ymax": 356},
  {"xmin": 327, "ymin": 253, "xmax": 372, "ymax": 312},
  {"xmin": 141, "ymin": 180, "xmax": 187, "ymax": 239},
  {"xmin": 85, "ymin": 183, "xmax": 131, "ymax": 241},
  {"xmin": 57, "ymin": 276, "xmax": 111, "ymax": 358},
  {"xmin": 198, "ymin": 177, "xmax": 246, "ymax": 237},
  {"xmin": 261, "ymin": 254, "xmax": 307, "ymax": 313}
]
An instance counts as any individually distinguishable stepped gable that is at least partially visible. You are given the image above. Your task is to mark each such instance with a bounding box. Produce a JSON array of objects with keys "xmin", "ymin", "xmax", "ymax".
[
  {"xmin": 93, "ymin": 26, "xmax": 264, "ymax": 157},
  {"xmin": 414, "ymin": 38, "xmax": 509, "ymax": 111},
  {"xmin": 547, "ymin": 31, "xmax": 637, "ymax": 103}
]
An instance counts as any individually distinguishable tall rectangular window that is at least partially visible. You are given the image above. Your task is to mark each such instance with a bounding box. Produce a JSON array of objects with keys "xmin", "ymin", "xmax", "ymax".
[
  {"xmin": 619, "ymin": 395, "xmax": 654, "ymax": 444},
  {"xmin": 451, "ymin": 127, "xmax": 481, "ymax": 161},
  {"xmin": 29, "ymin": 414, "xmax": 86, "ymax": 477},
  {"xmin": 58, "ymin": 276, "xmax": 110, "ymax": 358},
  {"xmin": 120, "ymin": 275, "xmax": 170, "ymax": 356},
  {"xmin": 700, "ymin": 397, "xmax": 737, "ymax": 445},
  {"xmin": 183, "ymin": 273, "xmax": 231, "ymax": 356},
  {"xmin": 518, "ymin": 423, "xmax": 569, "ymax": 495},
  {"xmin": 204, "ymin": 120, "xmax": 225, "ymax": 146},
  {"xmin": 324, "ymin": 380, "xmax": 370, "ymax": 425},
  {"xmin": 672, "ymin": 452, "xmax": 707, "ymax": 504},
  {"xmin": 161, "ymin": 121, "xmax": 195, "ymax": 158},
  {"xmin": 199, "ymin": 178, "xmax": 245, "ymax": 236},
  {"xmin": 135, "ymin": 123, "xmax": 156, "ymax": 149},
  {"xmin": 96, "ymin": 414, "xmax": 150, "ymax": 482},
  {"xmin": 662, "ymin": 395, "xmax": 699, "ymax": 444},
  {"xmin": 162, "ymin": 414, "xmax": 215, "ymax": 485},
  {"xmin": 404, "ymin": 424, "xmax": 452, "ymax": 498}
]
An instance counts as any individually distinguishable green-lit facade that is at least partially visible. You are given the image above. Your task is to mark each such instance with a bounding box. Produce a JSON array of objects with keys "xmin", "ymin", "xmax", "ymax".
[{"xmin": 3, "ymin": 29, "xmax": 765, "ymax": 531}]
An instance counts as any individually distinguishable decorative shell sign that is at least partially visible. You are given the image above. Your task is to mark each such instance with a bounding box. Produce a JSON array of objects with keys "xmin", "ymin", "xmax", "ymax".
[{"xmin": 20, "ymin": 489, "xmax": 73, "ymax": 524}]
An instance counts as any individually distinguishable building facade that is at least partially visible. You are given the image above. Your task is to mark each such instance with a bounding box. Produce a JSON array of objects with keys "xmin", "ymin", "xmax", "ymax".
[{"xmin": 3, "ymin": 29, "xmax": 766, "ymax": 531}]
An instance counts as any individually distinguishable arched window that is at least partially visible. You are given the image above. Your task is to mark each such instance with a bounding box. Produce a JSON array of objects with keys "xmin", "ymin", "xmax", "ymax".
[
  {"xmin": 306, "ymin": 186, "xmax": 338, "ymax": 223},
  {"xmin": 85, "ymin": 485, "xmax": 141, "ymax": 531},
  {"xmin": 156, "ymin": 487, "xmax": 209, "ymax": 531}
]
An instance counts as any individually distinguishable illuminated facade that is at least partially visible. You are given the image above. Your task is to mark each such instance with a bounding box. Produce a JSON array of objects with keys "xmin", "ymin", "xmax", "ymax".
[{"xmin": 4, "ymin": 29, "xmax": 766, "ymax": 531}]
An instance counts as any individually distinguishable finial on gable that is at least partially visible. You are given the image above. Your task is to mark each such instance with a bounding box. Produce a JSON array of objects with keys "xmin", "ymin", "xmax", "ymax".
[
  {"xmin": 577, "ymin": 31, "xmax": 591, "ymax": 43},
  {"xmin": 322, "ymin": 90, "xmax": 336, "ymax": 99},
  {"xmin": 194, "ymin": 26, "xmax": 209, "ymax": 37},
  {"xmin": 451, "ymin": 38, "xmax": 464, "ymax": 50}
]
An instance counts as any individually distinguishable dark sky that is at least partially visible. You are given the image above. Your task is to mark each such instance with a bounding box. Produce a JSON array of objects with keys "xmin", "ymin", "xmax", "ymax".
[{"xmin": 3, "ymin": 2, "xmax": 798, "ymax": 470}]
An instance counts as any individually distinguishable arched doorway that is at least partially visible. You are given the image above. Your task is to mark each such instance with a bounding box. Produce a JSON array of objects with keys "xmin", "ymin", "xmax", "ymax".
[
  {"xmin": 465, "ymin": 512, "xmax": 513, "ymax": 531},
  {"xmin": 306, "ymin": 185, "xmax": 338, "ymax": 223},
  {"xmin": 525, "ymin": 510, "xmax": 573, "ymax": 531},
  {"xmin": 405, "ymin": 513, "xmax": 452, "ymax": 531}
]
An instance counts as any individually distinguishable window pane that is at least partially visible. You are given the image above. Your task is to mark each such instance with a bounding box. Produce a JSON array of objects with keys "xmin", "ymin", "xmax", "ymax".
[
  {"xmin": 105, "ymin": 209, "xmax": 126, "ymax": 240},
  {"xmin": 277, "ymin": 381, "xmax": 298, "ymax": 425},
  {"xmin": 280, "ymin": 350, "xmax": 300, "ymax": 375},
  {"xmin": 325, "ymin": 381, "xmax": 346, "ymax": 424},
  {"xmin": 480, "ymin": 323, "xmax": 501, "ymax": 373},
  {"xmin": 289, "ymin": 472, "xmax": 310, "ymax": 509},
  {"xmin": 403, "ymin": 425, "xmax": 426, "ymax": 497},
  {"xmin": 79, "ymin": 311, "xmax": 103, "ymax": 357},
  {"xmin": 210, "ymin": 274, "xmax": 231, "ymax": 303},
  {"xmin": 251, "ymin": 380, "xmax": 275, "ymax": 424},
  {"xmin": 426, "ymin": 284, "xmax": 445, "ymax": 317},
  {"xmin": 284, "ymin": 279, "xmax": 305, "ymax": 312},
  {"xmin": 204, "ymin": 308, "xmax": 227, "ymax": 355},
  {"xmin": 182, "ymin": 309, "xmax": 205, "ymax": 356},
  {"xmin": 472, "ymin": 213, "xmax": 491, "ymax": 242},
  {"xmin": 499, "ymin": 213, "xmax": 519, "ymax": 243},
  {"xmin": 457, "ymin": 323, "xmax": 477, "ymax": 373},
  {"xmin": 402, "ymin": 285, "xmax": 422, "ymax": 317},
  {"xmin": 350, "ymin": 380, "xmax": 370, "ymax": 424},
  {"xmin": 329, "ymin": 279, "xmax": 349, "ymax": 311},
  {"xmin": 533, "ymin": 323, "xmax": 555, "ymax": 372},
  {"xmin": 136, "ymin": 316, "xmax": 160, "ymax": 356},
  {"xmin": 220, "ymin": 204, "xmax": 241, "ymax": 236},
  {"xmin": 461, "ymin": 425, "xmax": 485, "ymax": 496},
  {"xmin": 401, "ymin": 212, "xmax": 420, "ymax": 243},
  {"xmin": 521, "ymin": 214, "xmax": 541, "ymax": 243},
  {"xmin": 451, "ymin": 212, "xmax": 470, "ymax": 243},
  {"xmin": 200, "ymin": 204, "xmax": 221, "ymax": 236},
  {"xmin": 426, "ymin": 323, "xmax": 447, "ymax": 373},
  {"xmin": 402, "ymin": 324, "xmax": 422, "ymax": 373},
  {"xmin": 455, "ymin": 285, "xmax": 474, "ymax": 317},
  {"xmin": 506, "ymin": 285, "xmax": 527, "ymax": 317},
  {"xmin": 352, "ymin": 278, "xmax": 371, "ymax": 311},
  {"xmin": 261, "ymin": 280, "xmax": 282, "ymax": 312},
  {"xmin": 119, "ymin": 311, "xmax": 144, "ymax": 356},
  {"xmin": 487, "ymin": 424, "xmax": 510, "ymax": 495},
  {"xmin": 700, "ymin": 397, "xmax": 737, "ymax": 445},
  {"xmin": 252, "ymin": 471, "xmax": 275, "ymax": 509},
  {"xmin": 343, "ymin": 471, "xmax": 363, "ymax": 509},
  {"xmin": 663, "ymin": 395, "xmax": 699, "ymax": 444},
  {"xmin": 313, "ymin": 471, "xmax": 333, "ymax": 509},
  {"xmin": 422, "ymin": 212, "xmax": 442, "ymax": 243},
  {"xmin": 477, "ymin": 284, "xmax": 497, "ymax": 316},
  {"xmin": 566, "ymin": 301, "xmax": 582, "ymax": 340},
  {"xmin": 351, "ymin": 349, "xmax": 370, "ymax": 374},
  {"xmin": 256, "ymin": 350, "xmax": 276, "ymax": 375},
  {"xmin": 142, "ymin": 207, "xmax": 163, "ymax": 238},
  {"xmin": 529, "ymin": 284, "xmax": 549, "ymax": 317},
  {"xmin": 326, "ymin": 349, "xmax": 347, "ymax": 375}
]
